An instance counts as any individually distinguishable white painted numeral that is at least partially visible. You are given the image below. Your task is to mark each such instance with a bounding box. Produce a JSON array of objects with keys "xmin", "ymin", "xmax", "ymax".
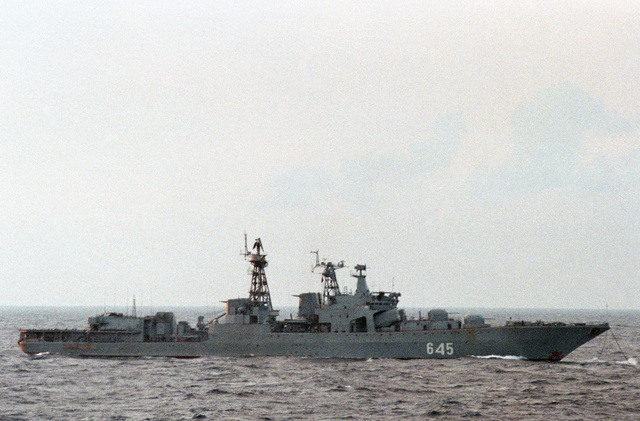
[{"xmin": 426, "ymin": 342, "xmax": 454, "ymax": 356}]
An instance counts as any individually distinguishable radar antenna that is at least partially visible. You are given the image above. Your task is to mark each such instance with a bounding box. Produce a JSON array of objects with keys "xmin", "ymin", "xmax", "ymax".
[
  {"xmin": 311, "ymin": 250, "xmax": 345, "ymax": 306},
  {"xmin": 244, "ymin": 235, "xmax": 273, "ymax": 310}
]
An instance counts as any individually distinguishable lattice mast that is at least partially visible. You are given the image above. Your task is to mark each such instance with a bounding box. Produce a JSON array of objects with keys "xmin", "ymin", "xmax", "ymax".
[
  {"xmin": 311, "ymin": 251, "xmax": 345, "ymax": 306},
  {"xmin": 244, "ymin": 235, "xmax": 273, "ymax": 310}
]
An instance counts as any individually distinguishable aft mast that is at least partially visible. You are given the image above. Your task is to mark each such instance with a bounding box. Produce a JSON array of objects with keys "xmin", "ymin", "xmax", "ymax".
[{"xmin": 244, "ymin": 235, "xmax": 273, "ymax": 311}]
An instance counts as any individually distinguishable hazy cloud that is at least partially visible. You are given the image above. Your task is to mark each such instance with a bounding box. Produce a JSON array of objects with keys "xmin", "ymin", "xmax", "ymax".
[
  {"xmin": 2, "ymin": 3, "xmax": 639, "ymax": 309},
  {"xmin": 499, "ymin": 83, "xmax": 640, "ymax": 190}
]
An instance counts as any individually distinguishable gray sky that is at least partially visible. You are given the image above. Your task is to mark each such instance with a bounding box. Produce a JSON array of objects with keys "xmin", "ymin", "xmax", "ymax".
[{"xmin": 1, "ymin": 1, "xmax": 639, "ymax": 309}]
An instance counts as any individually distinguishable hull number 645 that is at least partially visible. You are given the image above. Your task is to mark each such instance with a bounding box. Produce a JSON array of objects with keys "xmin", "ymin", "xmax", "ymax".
[{"xmin": 426, "ymin": 342, "xmax": 454, "ymax": 356}]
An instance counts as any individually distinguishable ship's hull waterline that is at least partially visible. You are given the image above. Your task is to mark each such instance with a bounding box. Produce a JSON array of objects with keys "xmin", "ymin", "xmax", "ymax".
[{"xmin": 20, "ymin": 323, "xmax": 608, "ymax": 361}]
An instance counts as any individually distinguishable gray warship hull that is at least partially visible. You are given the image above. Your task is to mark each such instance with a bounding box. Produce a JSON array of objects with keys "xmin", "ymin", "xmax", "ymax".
[
  {"xmin": 18, "ymin": 237, "xmax": 609, "ymax": 361},
  {"xmin": 20, "ymin": 322, "xmax": 608, "ymax": 361},
  {"xmin": 208, "ymin": 323, "xmax": 608, "ymax": 361}
]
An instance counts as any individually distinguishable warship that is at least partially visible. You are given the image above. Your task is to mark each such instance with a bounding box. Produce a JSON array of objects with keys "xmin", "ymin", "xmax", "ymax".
[{"xmin": 19, "ymin": 237, "xmax": 609, "ymax": 360}]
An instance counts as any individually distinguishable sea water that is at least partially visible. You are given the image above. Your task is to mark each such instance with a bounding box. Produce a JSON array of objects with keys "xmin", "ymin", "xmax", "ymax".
[{"xmin": 1, "ymin": 307, "xmax": 639, "ymax": 420}]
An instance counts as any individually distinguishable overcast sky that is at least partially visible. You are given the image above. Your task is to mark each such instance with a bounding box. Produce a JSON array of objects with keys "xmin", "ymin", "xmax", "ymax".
[{"xmin": 1, "ymin": 2, "xmax": 639, "ymax": 310}]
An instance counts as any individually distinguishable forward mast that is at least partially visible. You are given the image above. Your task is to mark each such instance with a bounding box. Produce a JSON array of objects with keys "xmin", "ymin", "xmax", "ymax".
[{"xmin": 311, "ymin": 250, "xmax": 345, "ymax": 306}]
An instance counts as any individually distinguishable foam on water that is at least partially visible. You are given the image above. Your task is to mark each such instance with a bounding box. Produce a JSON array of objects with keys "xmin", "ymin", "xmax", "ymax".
[
  {"xmin": 616, "ymin": 357, "xmax": 638, "ymax": 367},
  {"xmin": 471, "ymin": 355, "xmax": 526, "ymax": 360}
]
